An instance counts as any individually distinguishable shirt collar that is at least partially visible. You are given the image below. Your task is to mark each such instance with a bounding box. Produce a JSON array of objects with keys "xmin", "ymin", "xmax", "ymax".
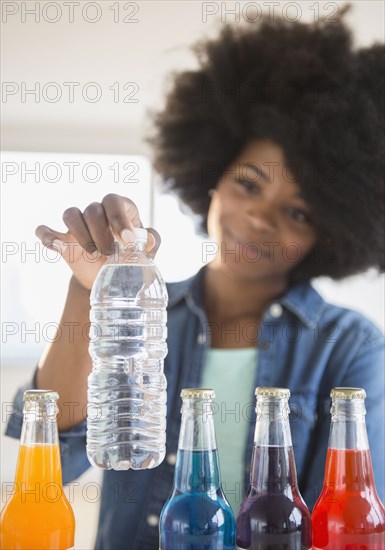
[
  {"xmin": 167, "ymin": 266, "xmax": 325, "ymax": 328},
  {"xmin": 278, "ymin": 282, "xmax": 325, "ymax": 327}
]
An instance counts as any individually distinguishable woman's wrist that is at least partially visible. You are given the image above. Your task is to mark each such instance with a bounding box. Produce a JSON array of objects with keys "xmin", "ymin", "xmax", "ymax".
[{"xmin": 69, "ymin": 274, "xmax": 91, "ymax": 296}]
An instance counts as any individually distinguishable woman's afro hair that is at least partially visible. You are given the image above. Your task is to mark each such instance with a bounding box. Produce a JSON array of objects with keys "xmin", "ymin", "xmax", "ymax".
[{"xmin": 148, "ymin": 5, "xmax": 384, "ymax": 282}]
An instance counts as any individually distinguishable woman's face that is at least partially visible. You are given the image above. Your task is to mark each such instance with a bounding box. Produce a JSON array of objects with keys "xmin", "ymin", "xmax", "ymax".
[{"xmin": 206, "ymin": 139, "xmax": 317, "ymax": 281}]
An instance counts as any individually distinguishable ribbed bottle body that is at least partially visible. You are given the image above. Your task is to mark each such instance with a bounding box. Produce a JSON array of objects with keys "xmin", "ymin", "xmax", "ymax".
[{"xmin": 87, "ymin": 252, "xmax": 168, "ymax": 470}]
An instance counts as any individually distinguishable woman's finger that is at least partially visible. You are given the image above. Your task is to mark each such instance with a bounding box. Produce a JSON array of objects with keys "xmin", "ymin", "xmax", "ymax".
[
  {"xmin": 62, "ymin": 206, "xmax": 97, "ymax": 253},
  {"xmin": 101, "ymin": 194, "xmax": 142, "ymax": 245},
  {"xmin": 82, "ymin": 202, "xmax": 115, "ymax": 256},
  {"xmin": 35, "ymin": 225, "xmax": 69, "ymax": 250}
]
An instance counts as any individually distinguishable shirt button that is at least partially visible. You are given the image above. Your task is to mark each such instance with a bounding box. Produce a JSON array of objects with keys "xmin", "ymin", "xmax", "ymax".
[
  {"xmin": 197, "ymin": 333, "xmax": 206, "ymax": 344},
  {"xmin": 269, "ymin": 303, "xmax": 283, "ymax": 318},
  {"xmin": 147, "ymin": 514, "xmax": 159, "ymax": 527},
  {"xmin": 166, "ymin": 453, "xmax": 177, "ymax": 465}
]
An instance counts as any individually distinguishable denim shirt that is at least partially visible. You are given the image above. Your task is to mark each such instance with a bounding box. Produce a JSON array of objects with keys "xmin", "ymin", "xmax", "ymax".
[{"xmin": 6, "ymin": 266, "xmax": 385, "ymax": 550}]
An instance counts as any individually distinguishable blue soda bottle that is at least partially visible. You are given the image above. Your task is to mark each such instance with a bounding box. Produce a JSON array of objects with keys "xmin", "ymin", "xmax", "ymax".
[{"xmin": 159, "ymin": 388, "xmax": 236, "ymax": 550}]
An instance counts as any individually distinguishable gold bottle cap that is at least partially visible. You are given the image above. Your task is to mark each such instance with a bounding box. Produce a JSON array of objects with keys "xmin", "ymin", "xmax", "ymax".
[
  {"xmin": 181, "ymin": 388, "xmax": 215, "ymax": 399},
  {"xmin": 330, "ymin": 387, "xmax": 366, "ymax": 400},
  {"xmin": 23, "ymin": 390, "xmax": 59, "ymax": 402},
  {"xmin": 255, "ymin": 386, "xmax": 290, "ymax": 398}
]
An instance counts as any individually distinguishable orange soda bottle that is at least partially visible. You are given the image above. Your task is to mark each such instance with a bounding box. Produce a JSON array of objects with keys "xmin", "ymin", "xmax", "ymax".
[
  {"xmin": 312, "ymin": 387, "xmax": 385, "ymax": 549},
  {"xmin": 0, "ymin": 390, "xmax": 75, "ymax": 549}
]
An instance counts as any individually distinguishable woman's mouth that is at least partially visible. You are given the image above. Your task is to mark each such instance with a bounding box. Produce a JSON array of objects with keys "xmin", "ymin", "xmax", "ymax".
[{"xmin": 225, "ymin": 230, "xmax": 273, "ymax": 260}]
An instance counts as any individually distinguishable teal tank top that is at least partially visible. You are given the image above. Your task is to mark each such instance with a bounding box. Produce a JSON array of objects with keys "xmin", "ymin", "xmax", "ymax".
[{"xmin": 201, "ymin": 347, "xmax": 258, "ymax": 515}]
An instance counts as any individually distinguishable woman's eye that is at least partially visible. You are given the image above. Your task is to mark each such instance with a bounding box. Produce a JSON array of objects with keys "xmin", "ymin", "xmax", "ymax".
[
  {"xmin": 235, "ymin": 178, "xmax": 260, "ymax": 194},
  {"xmin": 287, "ymin": 207, "xmax": 309, "ymax": 223}
]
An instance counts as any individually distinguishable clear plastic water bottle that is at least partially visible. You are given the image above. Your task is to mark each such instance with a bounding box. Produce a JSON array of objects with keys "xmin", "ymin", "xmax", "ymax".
[{"xmin": 86, "ymin": 227, "xmax": 168, "ymax": 471}]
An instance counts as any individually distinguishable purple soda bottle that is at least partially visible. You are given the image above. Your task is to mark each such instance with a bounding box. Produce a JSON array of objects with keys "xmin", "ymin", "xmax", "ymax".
[{"xmin": 236, "ymin": 387, "xmax": 311, "ymax": 550}]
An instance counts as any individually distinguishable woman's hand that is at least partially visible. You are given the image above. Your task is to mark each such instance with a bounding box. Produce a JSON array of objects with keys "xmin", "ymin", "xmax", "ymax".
[{"xmin": 35, "ymin": 193, "xmax": 161, "ymax": 291}]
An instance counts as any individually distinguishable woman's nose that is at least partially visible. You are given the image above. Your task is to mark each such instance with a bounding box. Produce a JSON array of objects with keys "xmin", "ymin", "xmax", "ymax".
[{"xmin": 245, "ymin": 201, "xmax": 277, "ymax": 233}]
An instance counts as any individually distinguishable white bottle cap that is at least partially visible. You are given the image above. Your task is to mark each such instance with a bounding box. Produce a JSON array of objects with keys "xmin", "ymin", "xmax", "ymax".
[{"xmin": 133, "ymin": 227, "xmax": 148, "ymax": 243}]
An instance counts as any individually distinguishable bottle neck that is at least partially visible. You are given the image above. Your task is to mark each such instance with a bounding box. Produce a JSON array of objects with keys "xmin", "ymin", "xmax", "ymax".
[
  {"xmin": 328, "ymin": 398, "xmax": 369, "ymax": 450},
  {"xmin": 174, "ymin": 398, "xmax": 221, "ymax": 492},
  {"xmin": 251, "ymin": 397, "xmax": 298, "ymax": 491},
  {"xmin": 253, "ymin": 397, "xmax": 292, "ymax": 447},
  {"xmin": 16, "ymin": 399, "xmax": 62, "ymax": 486},
  {"xmin": 323, "ymin": 399, "xmax": 376, "ymax": 491},
  {"xmin": 106, "ymin": 240, "xmax": 147, "ymax": 265},
  {"xmin": 20, "ymin": 399, "xmax": 59, "ymax": 447}
]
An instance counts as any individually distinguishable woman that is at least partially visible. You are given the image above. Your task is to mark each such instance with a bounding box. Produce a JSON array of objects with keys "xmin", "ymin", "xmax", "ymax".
[{"xmin": 6, "ymin": 7, "xmax": 384, "ymax": 549}]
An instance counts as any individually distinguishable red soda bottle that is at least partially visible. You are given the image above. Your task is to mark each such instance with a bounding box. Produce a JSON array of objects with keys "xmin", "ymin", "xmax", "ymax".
[{"xmin": 312, "ymin": 387, "xmax": 385, "ymax": 549}]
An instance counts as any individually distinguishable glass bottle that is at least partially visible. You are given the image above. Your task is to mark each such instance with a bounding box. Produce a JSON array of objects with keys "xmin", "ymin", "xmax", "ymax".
[
  {"xmin": 0, "ymin": 390, "xmax": 75, "ymax": 549},
  {"xmin": 312, "ymin": 387, "xmax": 385, "ymax": 549},
  {"xmin": 236, "ymin": 386, "xmax": 311, "ymax": 549},
  {"xmin": 159, "ymin": 388, "xmax": 236, "ymax": 550}
]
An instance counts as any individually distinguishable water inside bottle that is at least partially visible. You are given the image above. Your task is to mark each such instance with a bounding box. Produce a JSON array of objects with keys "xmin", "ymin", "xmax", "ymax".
[{"xmin": 87, "ymin": 261, "xmax": 168, "ymax": 470}]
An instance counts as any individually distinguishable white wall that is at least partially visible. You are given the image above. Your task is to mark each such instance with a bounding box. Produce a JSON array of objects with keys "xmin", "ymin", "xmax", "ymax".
[{"xmin": 2, "ymin": 1, "xmax": 384, "ymax": 154}]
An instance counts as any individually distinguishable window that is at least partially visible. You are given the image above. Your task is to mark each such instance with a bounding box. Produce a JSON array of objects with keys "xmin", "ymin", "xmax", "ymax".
[
  {"xmin": 1, "ymin": 150, "xmax": 153, "ymax": 365},
  {"xmin": 1, "ymin": 150, "xmax": 206, "ymax": 367}
]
